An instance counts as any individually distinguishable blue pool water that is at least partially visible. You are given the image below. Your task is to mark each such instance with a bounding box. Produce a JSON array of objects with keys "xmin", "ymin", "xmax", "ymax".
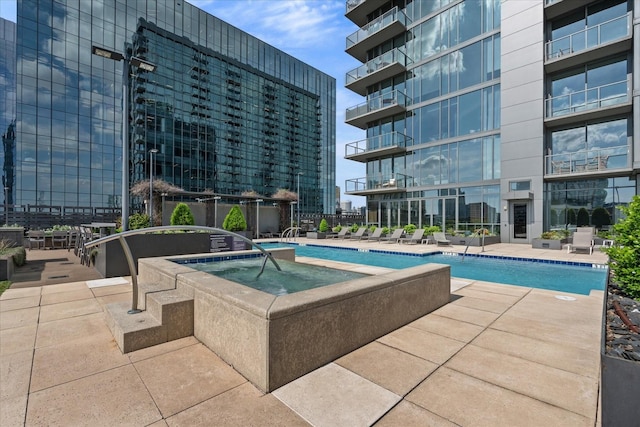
[{"xmin": 260, "ymin": 243, "xmax": 607, "ymax": 295}]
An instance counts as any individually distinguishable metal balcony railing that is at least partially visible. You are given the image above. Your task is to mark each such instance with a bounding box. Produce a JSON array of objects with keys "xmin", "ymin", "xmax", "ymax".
[
  {"xmin": 545, "ymin": 145, "xmax": 629, "ymax": 176},
  {"xmin": 345, "ymin": 132, "xmax": 411, "ymax": 158},
  {"xmin": 545, "ymin": 77, "xmax": 630, "ymax": 119},
  {"xmin": 346, "ymin": 7, "xmax": 409, "ymax": 51},
  {"xmin": 545, "ymin": 13, "xmax": 631, "ymax": 60}
]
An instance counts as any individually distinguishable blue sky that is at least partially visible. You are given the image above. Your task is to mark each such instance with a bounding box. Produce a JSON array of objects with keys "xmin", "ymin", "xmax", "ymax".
[{"xmin": 0, "ymin": 0, "xmax": 366, "ymax": 207}]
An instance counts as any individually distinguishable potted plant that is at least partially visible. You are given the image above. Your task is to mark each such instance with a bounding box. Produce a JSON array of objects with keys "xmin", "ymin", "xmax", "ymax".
[
  {"xmin": 601, "ymin": 195, "xmax": 640, "ymax": 426},
  {"xmin": 308, "ymin": 218, "xmax": 329, "ymax": 239},
  {"xmin": 222, "ymin": 205, "xmax": 249, "ymax": 249},
  {"xmin": 532, "ymin": 230, "xmax": 569, "ymax": 250}
]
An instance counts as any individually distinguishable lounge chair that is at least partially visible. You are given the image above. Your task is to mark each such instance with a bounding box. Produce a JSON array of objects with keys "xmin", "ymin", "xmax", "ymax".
[
  {"xmin": 345, "ymin": 227, "xmax": 367, "ymax": 239},
  {"xmin": 360, "ymin": 228, "xmax": 383, "ymax": 241},
  {"xmin": 399, "ymin": 229, "xmax": 425, "ymax": 245},
  {"xmin": 327, "ymin": 228, "xmax": 349, "ymax": 239},
  {"xmin": 567, "ymin": 231, "xmax": 594, "ymax": 254},
  {"xmin": 433, "ymin": 232, "xmax": 451, "ymax": 246},
  {"xmin": 379, "ymin": 229, "xmax": 404, "ymax": 244}
]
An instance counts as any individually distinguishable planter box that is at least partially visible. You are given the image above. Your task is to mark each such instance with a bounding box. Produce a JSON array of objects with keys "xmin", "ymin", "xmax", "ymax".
[
  {"xmin": 0, "ymin": 255, "xmax": 16, "ymax": 281},
  {"xmin": 0, "ymin": 227, "xmax": 24, "ymax": 247},
  {"xmin": 447, "ymin": 235, "xmax": 500, "ymax": 246},
  {"xmin": 531, "ymin": 238, "xmax": 568, "ymax": 250},
  {"xmin": 306, "ymin": 232, "xmax": 327, "ymax": 239},
  {"xmin": 600, "ymin": 285, "xmax": 640, "ymax": 426},
  {"xmin": 94, "ymin": 233, "xmax": 214, "ymax": 278}
]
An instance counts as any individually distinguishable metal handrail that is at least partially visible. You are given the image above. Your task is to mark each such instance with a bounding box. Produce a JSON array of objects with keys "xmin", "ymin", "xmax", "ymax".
[
  {"xmin": 84, "ymin": 225, "xmax": 282, "ymax": 314},
  {"xmin": 280, "ymin": 226, "xmax": 300, "ymax": 242}
]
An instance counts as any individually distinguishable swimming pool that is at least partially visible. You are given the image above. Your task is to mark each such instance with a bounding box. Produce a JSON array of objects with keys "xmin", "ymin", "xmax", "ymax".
[{"xmin": 259, "ymin": 243, "xmax": 607, "ymax": 295}]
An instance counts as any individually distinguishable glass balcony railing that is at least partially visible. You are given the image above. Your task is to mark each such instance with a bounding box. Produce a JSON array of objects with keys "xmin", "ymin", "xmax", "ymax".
[
  {"xmin": 345, "ymin": 90, "xmax": 408, "ymax": 122},
  {"xmin": 545, "ymin": 77, "xmax": 630, "ymax": 118},
  {"xmin": 346, "ymin": 0, "xmax": 365, "ymax": 13},
  {"xmin": 345, "ymin": 132, "xmax": 412, "ymax": 157},
  {"xmin": 345, "ymin": 48, "xmax": 410, "ymax": 86},
  {"xmin": 345, "ymin": 173, "xmax": 409, "ymax": 193},
  {"xmin": 546, "ymin": 13, "xmax": 631, "ymax": 60},
  {"xmin": 346, "ymin": 7, "xmax": 409, "ymax": 50},
  {"xmin": 545, "ymin": 145, "xmax": 629, "ymax": 176}
]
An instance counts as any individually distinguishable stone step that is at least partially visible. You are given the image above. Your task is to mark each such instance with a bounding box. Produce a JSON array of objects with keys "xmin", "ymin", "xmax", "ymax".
[
  {"xmin": 104, "ymin": 301, "xmax": 167, "ymax": 353},
  {"xmin": 136, "ymin": 280, "xmax": 176, "ymax": 310},
  {"xmin": 146, "ymin": 289, "xmax": 194, "ymax": 341}
]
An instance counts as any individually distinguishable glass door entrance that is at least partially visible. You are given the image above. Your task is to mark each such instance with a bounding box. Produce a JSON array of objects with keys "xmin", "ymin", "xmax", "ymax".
[{"xmin": 512, "ymin": 202, "xmax": 528, "ymax": 240}]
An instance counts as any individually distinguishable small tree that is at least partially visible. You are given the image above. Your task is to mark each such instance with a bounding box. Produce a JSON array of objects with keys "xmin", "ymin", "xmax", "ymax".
[
  {"xmin": 403, "ymin": 223, "xmax": 417, "ymax": 234},
  {"xmin": 605, "ymin": 195, "xmax": 640, "ymax": 300},
  {"xmin": 318, "ymin": 218, "xmax": 329, "ymax": 232},
  {"xmin": 129, "ymin": 213, "xmax": 150, "ymax": 230},
  {"xmin": 577, "ymin": 207, "xmax": 590, "ymax": 227},
  {"xmin": 170, "ymin": 202, "xmax": 195, "ymax": 226},
  {"xmin": 222, "ymin": 205, "xmax": 247, "ymax": 232},
  {"xmin": 566, "ymin": 208, "xmax": 577, "ymax": 226}
]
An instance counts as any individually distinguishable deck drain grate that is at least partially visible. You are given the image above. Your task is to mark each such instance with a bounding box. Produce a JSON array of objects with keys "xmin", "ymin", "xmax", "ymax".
[
  {"xmin": 48, "ymin": 275, "xmax": 70, "ymax": 279},
  {"xmin": 60, "ymin": 262, "xmax": 74, "ymax": 265}
]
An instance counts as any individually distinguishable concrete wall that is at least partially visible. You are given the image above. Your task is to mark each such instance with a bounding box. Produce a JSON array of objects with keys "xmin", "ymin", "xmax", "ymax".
[{"xmin": 500, "ymin": 0, "xmax": 545, "ymax": 243}]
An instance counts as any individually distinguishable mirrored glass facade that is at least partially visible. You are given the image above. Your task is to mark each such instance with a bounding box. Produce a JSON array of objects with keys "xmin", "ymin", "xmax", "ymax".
[
  {"xmin": 7, "ymin": 0, "xmax": 335, "ymax": 218},
  {"xmin": 345, "ymin": 0, "xmax": 638, "ymax": 243},
  {"xmin": 0, "ymin": 18, "xmax": 16, "ymax": 207}
]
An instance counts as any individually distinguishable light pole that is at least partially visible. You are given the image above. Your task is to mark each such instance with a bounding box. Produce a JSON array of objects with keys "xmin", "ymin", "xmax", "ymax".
[
  {"xmin": 161, "ymin": 192, "xmax": 168, "ymax": 225},
  {"xmin": 3, "ymin": 186, "xmax": 8, "ymax": 225},
  {"xmin": 214, "ymin": 196, "xmax": 221, "ymax": 227},
  {"xmin": 290, "ymin": 201, "xmax": 297, "ymax": 232},
  {"xmin": 149, "ymin": 148, "xmax": 158, "ymax": 222},
  {"xmin": 255, "ymin": 199, "xmax": 263, "ymax": 238},
  {"xmin": 297, "ymin": 172, "xmax": 303, "ymax": 231},
  {"xmin": 91, "ymin": 46, "xmax": 156, "ymax": 231}
]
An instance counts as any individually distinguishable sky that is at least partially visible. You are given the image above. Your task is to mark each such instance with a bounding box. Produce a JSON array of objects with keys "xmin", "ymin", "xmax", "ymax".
[{"xmin": 0, "ymin": 0, "xmax": 366, "ymax": 207}]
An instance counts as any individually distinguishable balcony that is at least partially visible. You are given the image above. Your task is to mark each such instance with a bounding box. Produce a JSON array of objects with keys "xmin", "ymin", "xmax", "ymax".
[
  {"xmin": 545, "ymin": 145, "xmax": 629, "ymax": 178},
  {"xmin": 345, "ymin": 0, "xmax": 388, "ymax": 27},
  {"xmin": 545, "ymin": 13, "xmax": 632, "ymax": 73},
  {"xmin": 345, "ymin": 48, "xmax": 411, "ymax": 96},
  {"xmin": 345, "ymin": 90, "xmax": 408, "ymax": 129},
  {"xmin": 345, "ymin": 132, "xmax": 411, "ymax": 162},
  {"xmin": 545, "ymin": 77, "xmax": 631, "ymax": 126},
  {"xmin": 346, "ymin": 7, "xmax": 409, "ymax": 62},
  {"xmin": 345, "ymin": 173, "xmax": 409, "ymax": 196},
  {"xmin": 544, "ymin": 0, "xmax": 592, "ymax": 20}
]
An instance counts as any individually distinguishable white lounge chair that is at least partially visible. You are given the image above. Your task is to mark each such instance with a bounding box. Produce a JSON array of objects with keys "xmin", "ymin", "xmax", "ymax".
[
  {"xmin": 345, "ymin": 227, "xmax": 367, "ymax": 239},
  {"xmin": 360, "ymin": 228, "xmax": 383, "ymax": 241},
  {"xmin": 327, "ymin": 228, "xmax": 349, "ymax": 239},
  {"xmin": 433, "ymin": 232, "xmax": 451, "ymax": 246},
  {"xmin": 567, "ymin": 231, "xmax": 594, "ymax": 254}
]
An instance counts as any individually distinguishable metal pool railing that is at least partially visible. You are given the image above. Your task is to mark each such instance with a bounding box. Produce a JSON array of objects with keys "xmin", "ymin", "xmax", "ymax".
[{"xmin": 83, "ymin": 225, "xmax": 282, "ymax": 314}]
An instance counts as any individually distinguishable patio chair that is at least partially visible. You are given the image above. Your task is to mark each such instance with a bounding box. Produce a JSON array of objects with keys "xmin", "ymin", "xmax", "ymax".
[
  {"xmin": 433, "ymin": 232, "xmax": 451, "ymax": 246},
  {"xmin": 27, "ymin": 230, "xmax": 46, "ymax": 250},
  {"xmin": 399, "ymin": 229, "xmax": 425, "ymax": 245},
  {"xmin": 345, "ymin": 227, "xmax": 367, "ymax": 239},
  {"xmin": 51, "ymin": 230, "xmax": 69, "ymax": 249},
  {"xmin": 567, "ymin": 232, "xmax": 594, "ymax": 255},
  {"xmin": 327, "ymin": 228, "xmax": 349, "ymax": 239},
  {"xmin": 360, "ymin": 228, "xmax": 383, "ymax": 242},
  {"xmin": 379, "ymin": 228, "xmax": 404, "ymax": 244}
]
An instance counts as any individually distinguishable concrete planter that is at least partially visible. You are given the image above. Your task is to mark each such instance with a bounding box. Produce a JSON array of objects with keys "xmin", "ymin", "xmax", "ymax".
[
  {"xmin": 306, "ymin": 232, "xmax": 327, "ymax": 239},
  {"xmin": 94, "ymin": 233, "xmax": 213, "ymax": 278},
  {"xmin": 0, "ymin": 255, "xmax": 16, "ymax": 281},
  {"xmin": 0, "ymin": 227, "xmax": 24, "ymax": 247},
  {"xmin": 531, "ymin": 238, "xmax": 568, "ymax": 250},
  {"xmin": 447, "ymin": 235, "xmax": 500, "ymax": 246},
  {"xmin": 600, "ymin": 284, "xmax": 640, "ymax": 426}
]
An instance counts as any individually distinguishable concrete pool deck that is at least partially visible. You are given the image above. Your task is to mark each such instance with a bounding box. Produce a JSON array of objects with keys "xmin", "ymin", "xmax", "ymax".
[{"xmin": 1, "ymin": 242, "xmax": 607, "ymax": 426}]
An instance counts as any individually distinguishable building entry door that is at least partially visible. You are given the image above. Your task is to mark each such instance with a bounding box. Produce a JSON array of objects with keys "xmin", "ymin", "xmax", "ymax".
[{"xmin": 511, "ymin": 202, "xmax": 529, "ymax": 242}]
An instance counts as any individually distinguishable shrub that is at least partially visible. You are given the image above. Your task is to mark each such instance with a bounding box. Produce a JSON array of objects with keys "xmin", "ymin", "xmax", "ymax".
[
  {"xmin": 591, "ymin": 207, "xmax": 611, "ymax": 229},
  {"xmin": 403, "ymin": 223, "xmax": 417, "ymax": 234},
  {"xmin": 0, "ymin": 239, "xmax": 26, "ymax": 266},
  {"xmin": 423, "ymin": 225, "xmax": 441, "ymax": 235},
  {"xmin": 540, "ymin": 230, "xmax": 564, "ymax": 240},
  {"xmin": 222, "ymin": 205, "xmax": 247, "ymax": 232},
  {"xmin": 332, "ymin": 224, "xmax": 342, "ymax": 233},
  {"xmin": 381, "ymin": 226, "xmax": 390, "ymax": 235},
  {"xmin": 605, "ymin": 195, "xmax": 640, "ymax": 300},
  {"xmin": 170, "ymin": 202, "xmax": 195, "ymax": 226},
  {"xmin": 350, "ymin": 223, "xmax": 360, "ymax": 233},
  {"xmin": 368, "ymin": 225, "xmax": 377, "ymax": 233},
  {"xmin": 318, "ymin": 218, "xmax": 329, "ymax": 233},
  {"xmin": 129, "ymin": 213, "xmax": 150, "ymax": 230},
  {"xmin": 566, "ymin": 208, "xmax": 577, "ymax": 225},
  {"xmin": 577, "ymin": 207, "xmax": 590, "ymax": 227}
]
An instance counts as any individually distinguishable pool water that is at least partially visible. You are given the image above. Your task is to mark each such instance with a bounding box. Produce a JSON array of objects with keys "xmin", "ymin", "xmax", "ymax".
[
  {"xmin": 259, "ymin": 243, "xmax": 607, "ymax": 295},
  {"xmin": 184, "ymin": 258, "xmax": 367, "ymax": 295}
]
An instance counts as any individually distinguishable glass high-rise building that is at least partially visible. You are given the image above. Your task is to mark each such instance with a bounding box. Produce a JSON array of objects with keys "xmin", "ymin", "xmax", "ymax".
[
  {"xmin": 1, "ymin": 18, "xmax": 16, "ymax": 207},
  {"xmin": 4, "ymin": 0, "xmax": 335, "ymax": 224},
  {"xmin": 344, "ymin": 0, "xmax": 638, "ymax": 243}
]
